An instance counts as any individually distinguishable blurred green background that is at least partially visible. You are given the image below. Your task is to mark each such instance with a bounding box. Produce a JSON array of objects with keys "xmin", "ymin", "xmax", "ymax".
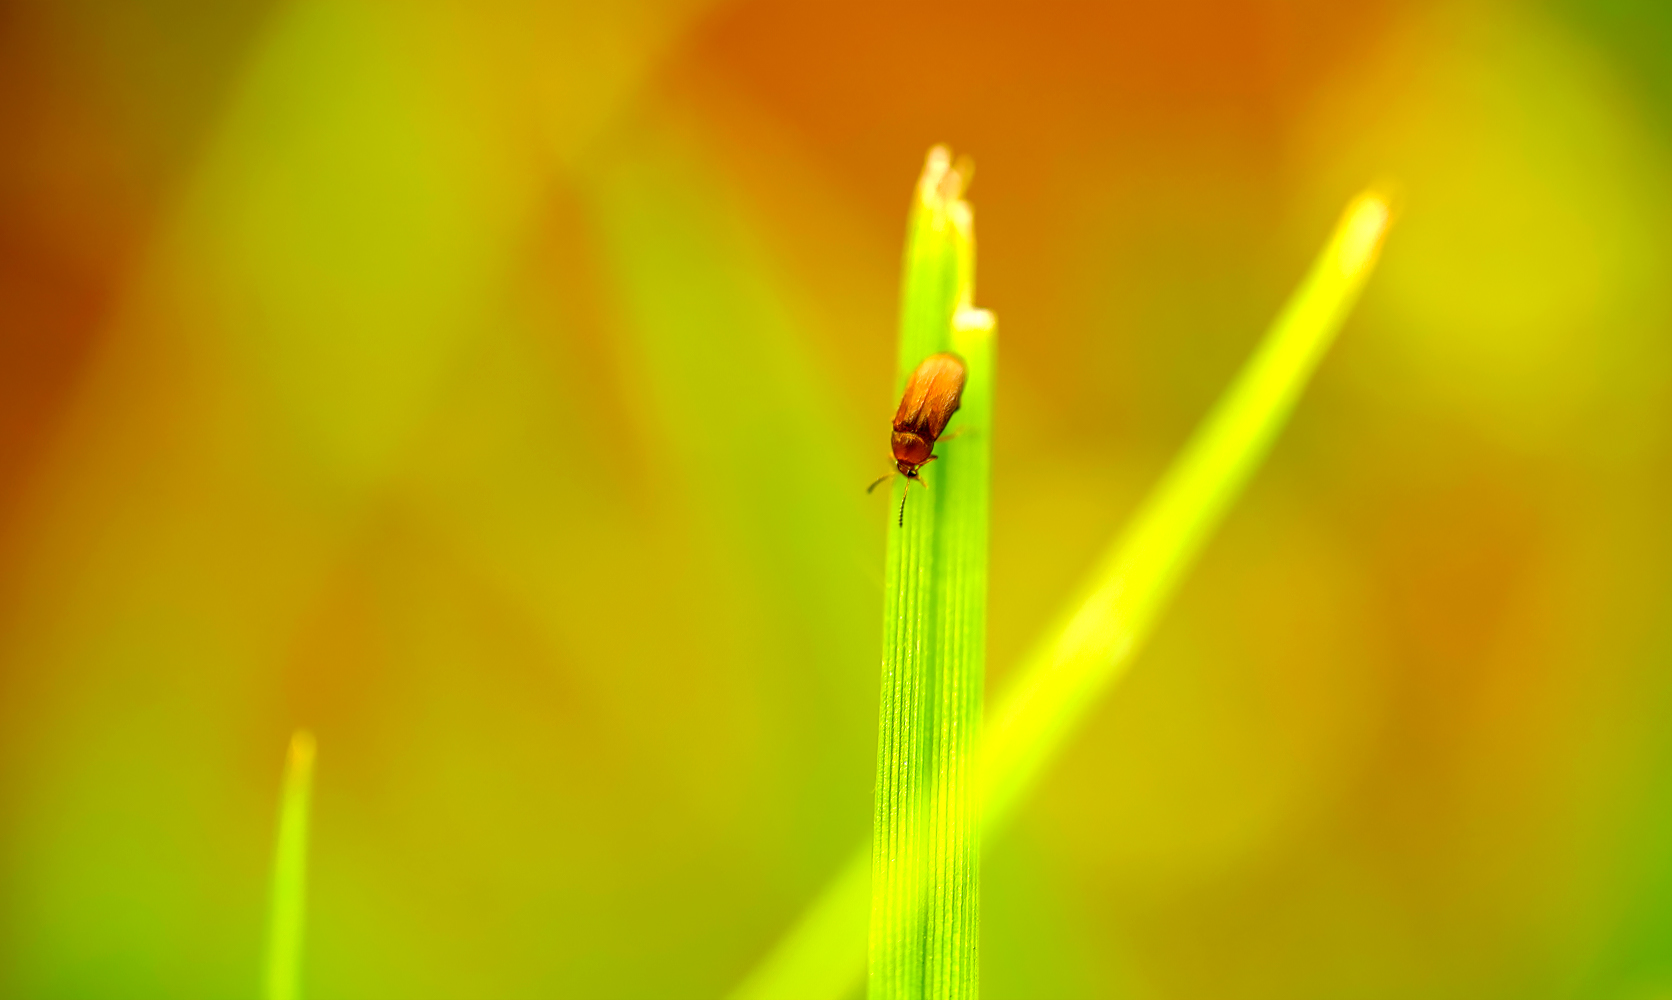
[{"xmin": 4, "ymin": 1, "xmax": 1672, "ymax": 997}]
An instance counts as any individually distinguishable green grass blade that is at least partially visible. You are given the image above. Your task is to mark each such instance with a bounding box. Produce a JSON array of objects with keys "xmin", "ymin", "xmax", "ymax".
[
  {"xmin": 934, "ymin": 308, "xmax": 993, "ymax": 996},
  {"xmin": 730, "ymin": 853, "xmax": 872, "ymax": 1000},
  {"xmin": 983, "ymin": 190, "xmax": 1392, "ymax": 827},
  {"xmin": 869, "ymin": 148, "xmax": 991, "ymax": 1000},
  {"xmin": 264, "ymin": 730, "xmax": 317, "ymax": 1000},
  {"xmin": 727, "ymin": 189, "xmax": 1392, "ymax": 1000}
]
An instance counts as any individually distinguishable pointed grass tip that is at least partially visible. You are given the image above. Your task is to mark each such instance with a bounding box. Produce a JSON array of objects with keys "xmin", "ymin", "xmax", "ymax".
[
  {"xmin": 918, "ymin": 146, "xmax": 974, "ymax": 222},
  {"xmin": 287, "ymin": 730, "xmax": 316, "ymax": 774},
  {"xmin": 1337, "ymin": 189, "xmax": 1395, "ymax": 277}
]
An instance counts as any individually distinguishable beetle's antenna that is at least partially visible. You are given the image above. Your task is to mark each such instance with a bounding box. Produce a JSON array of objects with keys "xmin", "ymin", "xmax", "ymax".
[
  {"xmin": 867, "ymin": 473, "xmax": 893, "ymax": 494},
  {"xmin": 897, "ymin": 490, "xmax": 908, "ymax": 527}
]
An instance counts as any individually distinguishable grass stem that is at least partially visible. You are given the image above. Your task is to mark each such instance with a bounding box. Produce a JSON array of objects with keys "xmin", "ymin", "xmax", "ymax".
[{"xmin": 869, "ymin": 148, "xmax": 991, "ymax": 1000}]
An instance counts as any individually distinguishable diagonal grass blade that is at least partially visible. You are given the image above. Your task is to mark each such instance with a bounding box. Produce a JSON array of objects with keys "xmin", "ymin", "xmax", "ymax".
[{"xmin": 727, "ymin": 189, "xmax": 1392, "ymax": 1000}]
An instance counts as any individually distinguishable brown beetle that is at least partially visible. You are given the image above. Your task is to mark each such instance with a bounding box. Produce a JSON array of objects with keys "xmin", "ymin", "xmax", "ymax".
[{"xmin": 868, "ymin": 351, "xmax": 967, "ymax": 522}]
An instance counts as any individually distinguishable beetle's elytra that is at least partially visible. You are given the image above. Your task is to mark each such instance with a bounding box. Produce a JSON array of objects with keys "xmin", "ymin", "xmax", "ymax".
[
  {"xmin": 868, "ymin": 352, "xmax": 967, "ymax": 522},
  {"xmin": 889, "ymin": 351, "xmax": 966, "ymax": 477}
]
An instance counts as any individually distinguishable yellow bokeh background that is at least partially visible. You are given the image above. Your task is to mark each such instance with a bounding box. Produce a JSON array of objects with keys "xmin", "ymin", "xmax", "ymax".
[{"xmin": 3, "ymin": 1, "xmax": 1671, "ymax": 997}]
